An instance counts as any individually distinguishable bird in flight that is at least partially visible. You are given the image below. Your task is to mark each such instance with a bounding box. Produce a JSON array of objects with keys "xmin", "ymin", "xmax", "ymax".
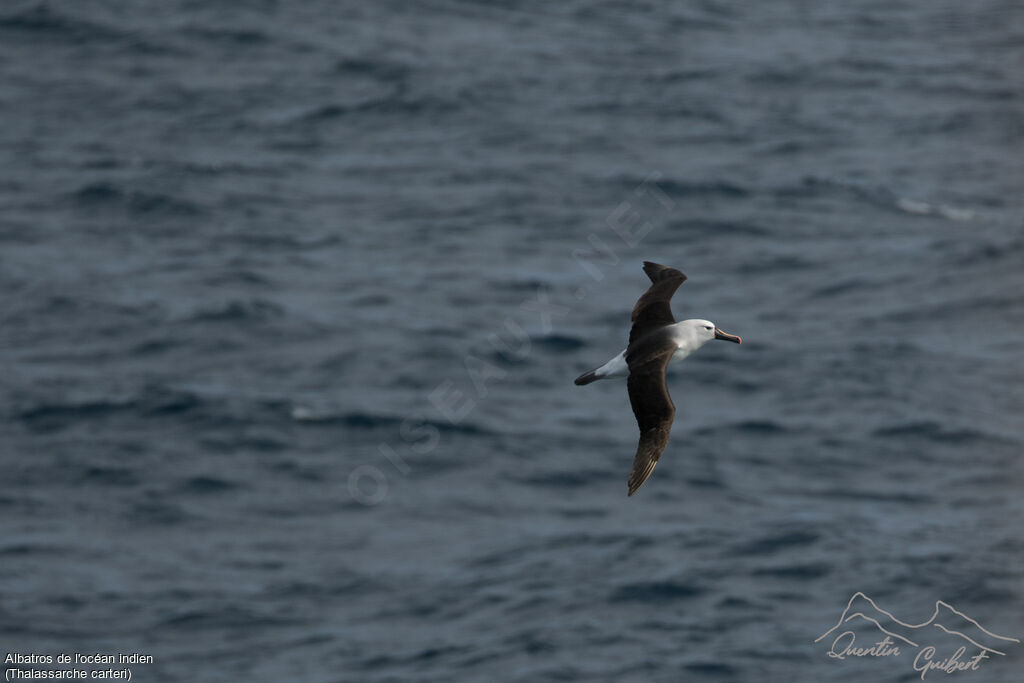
[{"xmin": 574, "ymin": 262, "xmax": 741, "ymax": 496}]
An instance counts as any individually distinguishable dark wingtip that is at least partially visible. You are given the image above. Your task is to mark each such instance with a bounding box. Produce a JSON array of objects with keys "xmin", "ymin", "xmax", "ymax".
[
  {"xmin": 641, "ymin": 261, "xmax": 664, "ymax": 277},
  {"xmin": 574, "ymin": 370, "xmax": 597, "ymax": 386},
  {"xmin": 627, "ymin": 473, "xmax": 643, "ymax": 496},
  {"xmin": 642, "ymin": 261, "xmax": 687, "ymax": 283}
]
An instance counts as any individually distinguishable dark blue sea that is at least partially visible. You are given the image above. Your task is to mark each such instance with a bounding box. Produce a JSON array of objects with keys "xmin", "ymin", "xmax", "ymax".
[{"xmin": 2, "ymin": 1, "xmax": 1022, "ymax": 681}]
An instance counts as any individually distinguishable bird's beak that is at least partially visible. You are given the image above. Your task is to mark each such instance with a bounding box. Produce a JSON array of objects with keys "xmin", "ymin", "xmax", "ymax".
[{"xmin": 714, "ymin": 328, "xmax": 742, "ymax": 344}]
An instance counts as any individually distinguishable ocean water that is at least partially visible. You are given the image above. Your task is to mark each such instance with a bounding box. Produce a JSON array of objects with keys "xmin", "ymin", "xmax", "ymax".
[{"xmin": 1, "ymin": 1, "xmax": 1022, "ymax": 681}]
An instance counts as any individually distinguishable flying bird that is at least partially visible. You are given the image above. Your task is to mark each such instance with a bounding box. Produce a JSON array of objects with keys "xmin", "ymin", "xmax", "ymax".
[{"xmin": 574, "ymin": 262, "xmax": 741, "ymax": 496}]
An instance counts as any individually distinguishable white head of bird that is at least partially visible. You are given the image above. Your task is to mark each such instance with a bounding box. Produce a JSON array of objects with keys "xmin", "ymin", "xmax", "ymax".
[{"xmin": 672, "ymin": 319, "xmax": 742, "ymax": 352}]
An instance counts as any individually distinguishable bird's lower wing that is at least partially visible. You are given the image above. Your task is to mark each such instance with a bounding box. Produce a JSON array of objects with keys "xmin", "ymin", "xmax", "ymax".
[
  {"xmin": 625, "ymin": 345, "xmax": 677, "ymax": 497},
  {"xmin": 627, "ymin": 422, "xmax": 673, "ymax": 496}
]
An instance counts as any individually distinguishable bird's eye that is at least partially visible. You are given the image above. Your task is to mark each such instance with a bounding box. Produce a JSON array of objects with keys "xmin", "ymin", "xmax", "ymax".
[{"xmin": 704, "ymin": 326, "xmax": 713, "ymax": 331}]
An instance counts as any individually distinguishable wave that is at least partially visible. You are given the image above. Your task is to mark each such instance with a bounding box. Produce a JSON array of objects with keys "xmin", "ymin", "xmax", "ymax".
[
  {"xmin": 161, "ymin": 605, "xmax": 296, "ymax": 630},
  {"xmin": 211, "ymin": 231, "xmax": 341, "ymax": 251},
  {"xmin": 130, "ymin": 499, "xmax": 191, "ymax": 526},
  {"xmin": 694, "ymin": 420, "xmax": 790, "ymax": 436},
  {"xmin": 736, "ymin": 254, "xmax": 817, "ymax": 274},
  {"xmin": 797, "ymin": 487, "xmax": 932, "ymax": 505},
  {"xmin": 684, "ymin": 662, "xmax": 740, "ymax": 677},
  {"xmin": 200, "ymin": 269, "xmax": 275, "ymax": 287},
  {"xmin": 334, "ymin": 57, "xmax": 411, "ymax": 85},
  {"xmin": 872, "ymin": 420, "xmax": 1007, "ymax": 445},
  {"xmin": 513, "ymin": 469, "xmax": 611, "ymax": 489},
  {"xmin": 751, "ymin": 562, "xmax": 831, "ymax": 579},
  {"xmin": 534, "ymin": 334, "xmax": 586, "ymax": 352},
  {"xmin": 770, "ymin": 175, "xmax": 978, "ymax": 221},
  {"xmin": 894, "ymin": 196, "xmax": 974, "ymax": 220},
  {"xmin": 1, "ymin": 5, "xmax": 123, "ymax": 44},
  {"xmin": 19, "ymin": 398, "xmax": 133, "ymax": 425},
  {"xmin": 181, "ymin": 26, "xmax": 269, "ymax": 45},
  {"xmin": 15, "ymin": 387, "xmax": 290, "ymax": 432},
  {"xmin": 643, "ymin": 67, "xmax": 721, "ymax": 84},
  {"xmin": 187, "ymin": 298, "xmax": 285, "ymax": 323},
  {"xmin": 665, "ymin": 218, "xmax": 770, "ymax": 239},
  {"xmin": 71, "ymin": 182, "xmax": 204, "ymax": 217},
  {"xmin": 935, "ymin": 236, "xmax": 1024, "ymax": 266},
  {"xmin": 809, "ymin": 277, "xmax": 871, "ymax": 299},
  {"xmin": 635, "ymin": 176, "xmax": 751, "ymax": 199},
  {"xmin": 130, "ymin": 338, "xmax": 184, "ymax": 356},
  {"xmin": 728, "ymin": 530, "xmax": 820, "ymax": 557},
  {"xmin": 177, "ymin": 476, "xmax": 239, "ymax": 494},
  {"xmin": 349, "ymin": 294, "xmax": 391, "ymax": 309},
  {"xmin": 293, "ymin": 92, "xmax": 461, "ymax": 124},
  {"xmin": 78, "ymin": 466, "xmax": 139, "ymax": 487},
  {"xmin": 0, "ymin": 543, "xmax": 65, "ymax": 557},
  {"xmin": 609, "ymin": 580, "xmax": 704, "ymax": 603},
  {"xmin": 290, "ymin": 407, "xmax": 494, "ymax": 436},
  {"xmin": 747, "ymin": 64, "xmax": 881, "ymax": 91}
]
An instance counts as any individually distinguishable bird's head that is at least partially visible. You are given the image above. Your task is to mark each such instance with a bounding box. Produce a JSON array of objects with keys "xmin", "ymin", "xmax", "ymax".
[{"xmin": 684, "ymin": 319, "xmax": 742, "ymax": 345}]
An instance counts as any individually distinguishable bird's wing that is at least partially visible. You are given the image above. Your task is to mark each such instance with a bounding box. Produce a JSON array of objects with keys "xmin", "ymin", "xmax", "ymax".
[
  {"xmin": 625, "ymin": 337, "xmax": 677, "ymax": 496},
  {"xmin": 629, "ymin": 262, "xmax": 686, "ymax": 344},
  {"xmin": 641, "ymin": 261, "xmax": 680, "ymax": 283}
]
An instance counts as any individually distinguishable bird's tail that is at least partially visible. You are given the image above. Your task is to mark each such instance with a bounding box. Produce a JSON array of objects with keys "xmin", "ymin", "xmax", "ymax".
[{"xmin": 574, "ymin": 369, "xmax": 600, "ymax": 385}]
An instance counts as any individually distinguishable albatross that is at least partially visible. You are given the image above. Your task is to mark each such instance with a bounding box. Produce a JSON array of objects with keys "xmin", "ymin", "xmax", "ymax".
[{"xmin": 574, "ymin": 262, "xmax": 741, "ymax": 496}]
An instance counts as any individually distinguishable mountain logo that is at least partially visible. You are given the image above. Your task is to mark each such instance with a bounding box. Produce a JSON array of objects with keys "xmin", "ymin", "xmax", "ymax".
[{"xmin": 815, "ymin": 592, "xmax": 1020, "ymax": 678}]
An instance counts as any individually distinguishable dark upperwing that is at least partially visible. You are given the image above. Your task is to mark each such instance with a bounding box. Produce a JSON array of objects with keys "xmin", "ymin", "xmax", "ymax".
[
  {"xmin": 625, "ymin": 333, "xmax": 678, "ymax": 496},
  {"xmin": 629, "ymin": 262, "xmax": 687, "ymax": 344}
]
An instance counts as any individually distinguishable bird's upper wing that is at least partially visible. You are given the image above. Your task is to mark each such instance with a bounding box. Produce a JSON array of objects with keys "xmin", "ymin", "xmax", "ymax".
[
  {"xmin": 625, "ymin": 337, "xmax": 677, "ymax": 496},
  {"xmin": 640, "ymin": 261, "xmax": 681, "ymax": 284},
  {"xmin": 629, "ymin": 262, "xmax": 686, "ymax": 344}
]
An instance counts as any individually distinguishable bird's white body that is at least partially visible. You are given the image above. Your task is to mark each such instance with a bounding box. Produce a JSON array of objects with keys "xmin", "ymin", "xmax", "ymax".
[{"xmin": 588, "ymin": 319, "xmax": 717, "ymax": 381}]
